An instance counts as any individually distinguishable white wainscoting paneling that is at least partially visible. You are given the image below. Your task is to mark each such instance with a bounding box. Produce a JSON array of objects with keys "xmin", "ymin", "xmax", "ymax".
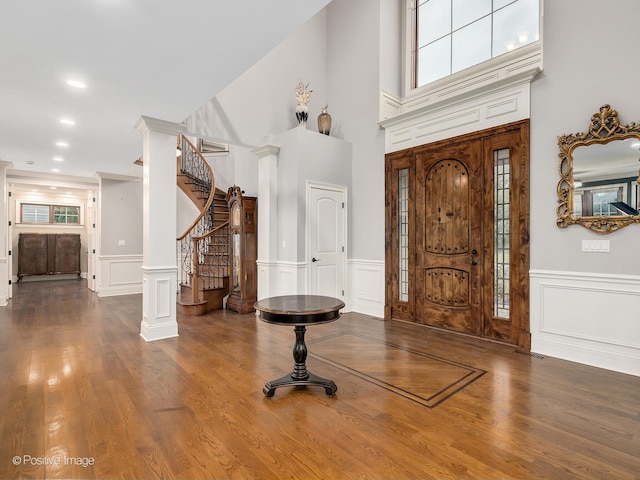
[
  {"xmin": 531, "ymin": 270, "xmax": 640, "ymax": 377},
  {"xmin": 97, "ymin": 254, "xmax": 143, "ymax": 297},
  {"xmin": 256, "ymin": 259, "xmax": 385, "ymax": 317},
  {"xmin": 256, "ymin": 261, "xmax": 307, "ymax": 299},
  {"xmin": 348, "ymin": 259, "xmax": 385, "ymax": 318},
  {"xmin": 275, "ymin": 262, "xmax": 307, "ymax": 297}
]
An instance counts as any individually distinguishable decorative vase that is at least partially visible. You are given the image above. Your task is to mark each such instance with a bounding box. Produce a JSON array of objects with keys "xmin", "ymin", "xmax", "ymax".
[
  {"xmin": 318, "ymin": 104, "xmax": 332, "ymax": 135},
  {"xmin": 294, "ymin": 80, "xmax": 313, "ymax": 129},
  {"xmin": 296, "ymin": 104, "xmax": 309, "ymax": 128}
]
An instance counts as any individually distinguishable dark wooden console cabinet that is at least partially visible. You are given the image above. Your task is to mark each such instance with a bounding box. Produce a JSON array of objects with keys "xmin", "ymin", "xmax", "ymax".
[{"xmin": 18, "ymin": 233, "xmax": 81, "ymax": 281}]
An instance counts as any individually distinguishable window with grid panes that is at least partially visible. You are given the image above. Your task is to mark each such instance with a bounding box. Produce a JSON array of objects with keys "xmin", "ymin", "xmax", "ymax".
[
  {"xmin": 21, "ymin": 204, "xmax": 80, "ymax": 225},
  {"xmin": 414, "ymin": 0, "xmax": 539, "ymax": 88}
]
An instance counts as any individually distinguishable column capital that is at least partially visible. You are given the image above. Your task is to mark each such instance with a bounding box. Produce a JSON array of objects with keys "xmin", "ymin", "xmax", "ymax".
[
  {"xmin": 252, "ymin": 144, "xmax": 280, "ymax": 158},
  {"xmin": 135, "ymin": 116, "xmax": 186, "ymax": 136}
]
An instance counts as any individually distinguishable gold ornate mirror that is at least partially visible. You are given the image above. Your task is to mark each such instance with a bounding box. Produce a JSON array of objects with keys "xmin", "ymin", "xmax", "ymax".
[{"xmin": 557, "ymin": 104, "xmax": 640, "ymax": 233}]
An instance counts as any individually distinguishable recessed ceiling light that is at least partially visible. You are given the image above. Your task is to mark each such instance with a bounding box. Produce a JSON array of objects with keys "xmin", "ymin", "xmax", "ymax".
[
  {"xmin": 59, "ymin": 118, "xmax": 75, "ymax": 126},
  {"xmin": 53, "ymin": 156, "xmax": 64, "ymax": 162},
  {"xmin": 66, "ymin": 80, "xmax": 86, "ymax": 89},
  {"xmin": 55, "ymin": 141, "xmax": 69, "ymax": 147}
]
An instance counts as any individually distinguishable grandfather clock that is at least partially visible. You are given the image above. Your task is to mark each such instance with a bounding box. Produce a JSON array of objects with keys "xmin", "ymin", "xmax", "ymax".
[{"xmin": 226, "ymin": 186, "xmax": 258, "ymax": 314}]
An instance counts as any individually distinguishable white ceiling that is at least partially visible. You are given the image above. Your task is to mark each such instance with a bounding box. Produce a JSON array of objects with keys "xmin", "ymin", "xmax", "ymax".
[{"xmin": 0, "ymin": 0, "xmax": 332, "ymax": 182}]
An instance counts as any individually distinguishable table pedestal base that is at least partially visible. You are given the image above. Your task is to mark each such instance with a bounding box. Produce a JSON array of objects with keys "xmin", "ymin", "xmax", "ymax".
[
  {"xmin": 263, "ymin": 325, "xmax": 337, "ymax": 398},
  {"xmin": 263, "ymin": 372, "xmax": 337, "ymax": 397}
]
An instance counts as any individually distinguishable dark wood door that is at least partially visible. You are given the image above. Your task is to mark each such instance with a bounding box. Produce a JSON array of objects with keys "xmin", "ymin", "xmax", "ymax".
[
  {"xmin": 385, "ymin": 121, "xmax": 530, "ymax": 349},
  {"xmin": 414, "ymin": 141, "xmax": 484, "ymax": 335}
]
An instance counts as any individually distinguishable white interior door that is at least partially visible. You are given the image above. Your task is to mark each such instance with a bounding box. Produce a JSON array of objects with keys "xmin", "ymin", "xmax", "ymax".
[
  {"xmin": 7, "ymin": 189, "xmax": 12, "ymax": 299},
  {"xmin": 308, "ymin": 184, "xmax": 346, "ymax": 299},
  {"xmin": 86, "ymin": 192, "xmax": 96, "ymax": 291}
]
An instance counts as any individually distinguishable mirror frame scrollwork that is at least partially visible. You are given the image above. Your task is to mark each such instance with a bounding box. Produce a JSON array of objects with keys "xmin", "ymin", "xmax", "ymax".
[{"xmin": 557, "ymin": 104, "xmax": 640, "ymax": 234}]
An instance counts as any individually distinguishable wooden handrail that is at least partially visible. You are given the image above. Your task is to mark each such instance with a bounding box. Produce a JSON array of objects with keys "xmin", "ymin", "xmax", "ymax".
[
  {"xmin": 193, "ymin": 221, "xmax": 230, "ymax": 242},
  {"xmin": 176, "ymin": 134, "xmax": 216, "ymax": 242}
]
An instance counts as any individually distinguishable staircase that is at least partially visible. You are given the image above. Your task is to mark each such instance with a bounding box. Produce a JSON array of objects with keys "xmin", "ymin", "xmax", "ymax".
[{"xmin": 176, "ymin": 135, "xmax": 230, "ymax": 315}]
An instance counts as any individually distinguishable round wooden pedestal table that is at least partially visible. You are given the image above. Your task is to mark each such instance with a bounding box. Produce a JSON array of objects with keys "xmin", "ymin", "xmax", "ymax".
[{"xmin": 254, "ymin": 295, "xmax": 345, "ymax": 397}]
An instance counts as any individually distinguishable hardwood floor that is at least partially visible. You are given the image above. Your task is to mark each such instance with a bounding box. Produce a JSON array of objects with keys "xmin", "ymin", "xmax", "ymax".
[{"xmin": 0, "ymin": 280, "xmax": 638, "ymax": 479}]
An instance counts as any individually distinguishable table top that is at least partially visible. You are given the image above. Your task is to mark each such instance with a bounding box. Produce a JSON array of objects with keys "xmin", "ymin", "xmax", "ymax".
[{"xmin": 254, "ymin": 295, "xmax": 345, "ymax": 326}]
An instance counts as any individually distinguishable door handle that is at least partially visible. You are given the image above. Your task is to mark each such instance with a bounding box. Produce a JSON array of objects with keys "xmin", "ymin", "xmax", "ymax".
[
  {"xmin": 312, "ymin": 257, "xmax": 321, "ymax": 262},
  {"xmin": 471, "ymin": 259, "xmax": 478, "ymax": 266}
]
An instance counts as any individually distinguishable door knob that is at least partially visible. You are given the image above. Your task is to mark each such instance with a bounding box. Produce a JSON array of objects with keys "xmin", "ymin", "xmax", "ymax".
[
  {"xmin": 312, "ymin": 257, "xmax": 321, "ymax": 262},
  {"xmin": 471, "ymin": 259, "xmax": 478, "ymax": 266}
]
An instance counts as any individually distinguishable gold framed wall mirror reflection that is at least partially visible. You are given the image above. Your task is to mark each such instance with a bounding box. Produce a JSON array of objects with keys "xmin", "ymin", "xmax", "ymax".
[{"xmin": 557, "ymin": 104, "xmax": 640, "ymax": 234}]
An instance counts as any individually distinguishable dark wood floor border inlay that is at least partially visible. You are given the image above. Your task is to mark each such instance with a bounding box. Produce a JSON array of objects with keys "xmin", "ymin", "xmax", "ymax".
[{"xmin": 308, "ymin": 331, "xmax": 486, "ymax": 408}]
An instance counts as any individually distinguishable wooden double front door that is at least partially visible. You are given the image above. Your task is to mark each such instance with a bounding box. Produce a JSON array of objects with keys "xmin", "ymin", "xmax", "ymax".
[{"xmin": 385, "ymin": 121, "xmax": 530, "ymax": 349}]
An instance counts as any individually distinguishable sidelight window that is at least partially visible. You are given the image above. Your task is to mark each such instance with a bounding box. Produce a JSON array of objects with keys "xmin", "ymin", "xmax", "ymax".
[
  {"xmin": 398, "ymin": 168, "xmax": 409, "ymax": 301},
  {"xmin": 494, "ymin": 148, "xmax": 510, "ymax": 318}
]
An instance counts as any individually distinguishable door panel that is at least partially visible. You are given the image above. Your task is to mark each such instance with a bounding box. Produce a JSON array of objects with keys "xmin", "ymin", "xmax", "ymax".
[
  {"xmin": 481, "ymin": 130, "xmax": 530, "ymax": 346},
  {"xmin": 87, "ymin": 193, "xmax": 96, "ymax": 291},
  {"xmin": 415, "ymin": 144, "xmax": 483, "ymax": 335},
  {"xmin": 385, "ymin": 121, "xmax": 530, "ymax": 349},
  {"xmin": 309, "ymin": 186, "xmax": 345, "ymax": 299}
]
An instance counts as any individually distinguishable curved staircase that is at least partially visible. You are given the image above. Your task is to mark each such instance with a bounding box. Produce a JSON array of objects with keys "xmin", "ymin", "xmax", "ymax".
[{"xmin": 176, "ymin": 135, "xmax": 230, "ymax": 315}]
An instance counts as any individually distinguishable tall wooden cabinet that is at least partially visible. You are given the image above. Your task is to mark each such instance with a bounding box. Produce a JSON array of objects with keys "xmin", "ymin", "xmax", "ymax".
[
  {"xmin": 18, "ymin": 233, "xmax": 81, "ymax": 281},
  {"xmin": 225, "ymin": 186, "xmax": 257, "ymax": 314}
]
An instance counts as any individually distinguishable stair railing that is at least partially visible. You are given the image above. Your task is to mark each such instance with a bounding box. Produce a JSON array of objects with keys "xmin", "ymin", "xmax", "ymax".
[
  {"xmin": 191, "ymin": 221, "xmax": 230, "ymax": 296},
  {"xmin": 176, "ymin": 134, "xmax": 219, "ymax": 303}
]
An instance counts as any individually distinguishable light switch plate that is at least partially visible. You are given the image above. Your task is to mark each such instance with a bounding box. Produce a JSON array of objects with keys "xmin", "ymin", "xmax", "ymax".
[{"xmin": 582, "ymin": 239, "xmax": 610, "ymax": 252}]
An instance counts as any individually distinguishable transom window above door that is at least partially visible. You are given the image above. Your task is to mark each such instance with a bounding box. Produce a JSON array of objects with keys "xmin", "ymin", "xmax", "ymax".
[
  {"xmin": 414, "ymin": 0, "xmax": 540, "ymax": 87},
  {"xmin": 20, "ymin": 203, "xmax": 81, "ymax": 225}
]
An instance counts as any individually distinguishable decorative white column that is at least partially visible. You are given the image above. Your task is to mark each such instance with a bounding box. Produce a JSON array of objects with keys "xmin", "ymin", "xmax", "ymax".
[
  {"xmin": 252, "ymin": 144, "xmax": 280, "ymax": 299},
  {"xmin": 135, "ymin": 116, "xmax": 185, "ymax": 341}
]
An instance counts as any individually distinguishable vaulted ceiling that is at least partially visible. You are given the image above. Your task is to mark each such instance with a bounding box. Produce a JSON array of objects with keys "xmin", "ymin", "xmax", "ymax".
[{"xmin": 0, "ymin": 0, "xmax": 332, "ymax": 181}]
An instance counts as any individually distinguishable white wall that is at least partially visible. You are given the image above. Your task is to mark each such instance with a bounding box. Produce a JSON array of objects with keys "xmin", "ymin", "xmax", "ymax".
[
  {"xmin": 99, "ymin": 178, "xmax": 143, "ymax": 255},
  {"xmin": 326, "ymin": 0, "xmax": 387, "ymax": 262},
  {"xmin": 97, "ymin": 176, "xmax": 143, "ymax": 296},
  {"xmin": 185, "ymin": 9, "xmax": 329, "ymax": 148},
  {"xmin": 274, "ymin": 127, "xmax": 352, "ymax": 263},
  {"xmin": 530, "ymin": 0, "xmax": 640, "ymax": 275},
  {"xmin": 529, "ymin": 0, "xmax": 640, "ymax": 375}
]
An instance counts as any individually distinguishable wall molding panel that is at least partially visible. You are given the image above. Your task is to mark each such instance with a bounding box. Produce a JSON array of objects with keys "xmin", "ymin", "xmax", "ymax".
[
  {"xmin": 348, "ymin": 259, "xmax": 385, "ymax": 317},
  {"xmin": 379, "ymin": 42, "xmax": 541, "ymax": 154},
  {"xmin": 257, "ymin": 260, "xmax": 307, "ymax": 299},
  {"xmin": 531, "ymin": 269, "xmax": 640, "ymax": 376},
  {"xmin": 257, "ymin": 259, "xmax": 384, "ymax": 316},
  {"xmin": 97, "ymin": 254, "xmax": 143, "ymax": 297}
]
